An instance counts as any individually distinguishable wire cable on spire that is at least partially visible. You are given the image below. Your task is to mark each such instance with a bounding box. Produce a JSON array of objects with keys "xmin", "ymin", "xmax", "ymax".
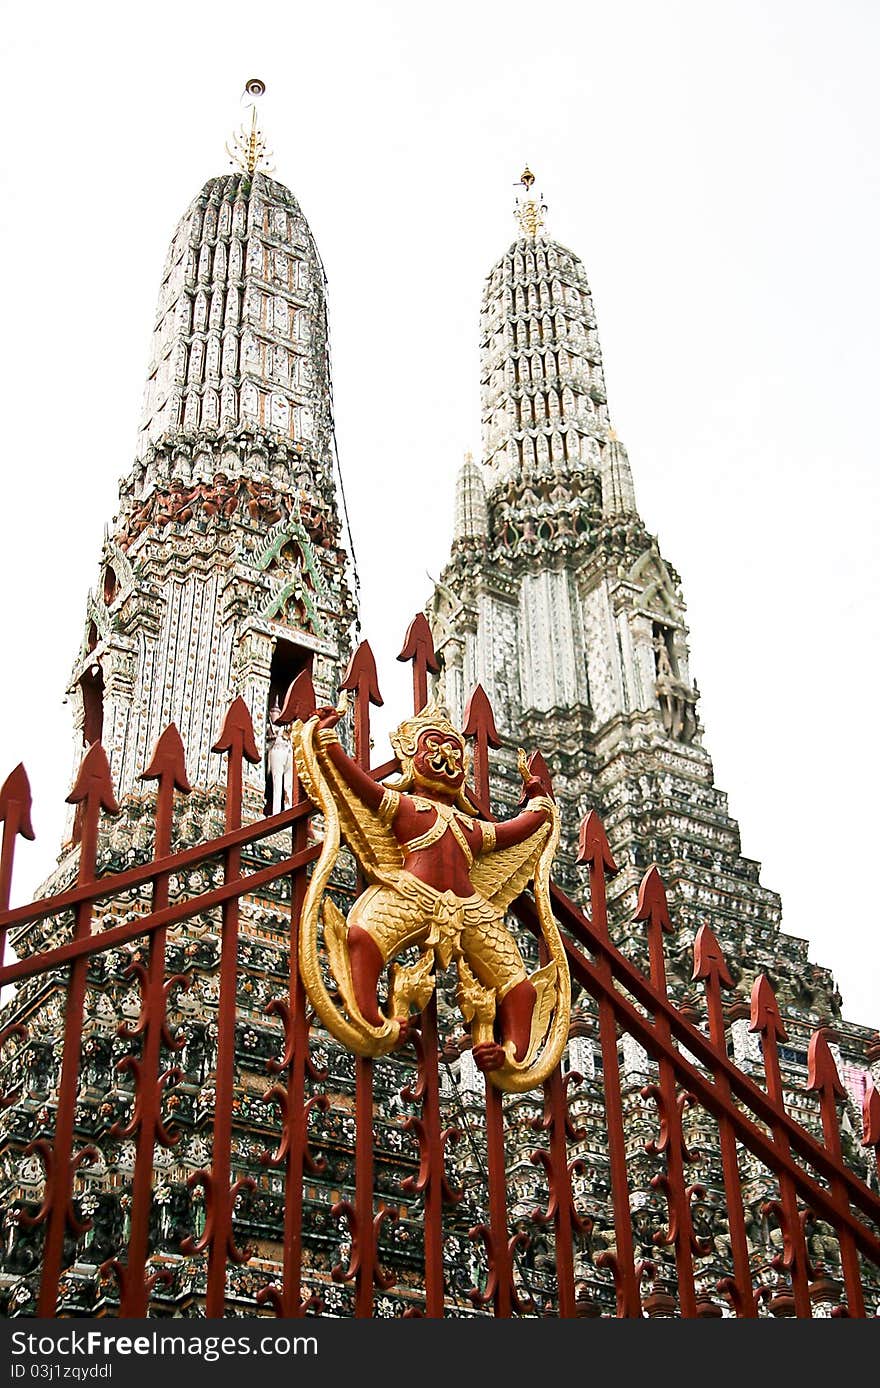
[{"xmin": 314, "ymin": 253, "xmax": 362, "ymax": 634}]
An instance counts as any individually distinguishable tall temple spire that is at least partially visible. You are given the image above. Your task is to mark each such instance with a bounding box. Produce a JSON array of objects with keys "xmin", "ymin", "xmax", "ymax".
[
  {"xmin": 428, "ymin": 176, "xmax": 861, "ymax": 1096},
  {"xmin": 137, "ymin": 166, "xmax": 332, "ymax": 470},
  {"xmin": 481, "ymin": 199, "xmax": 609, "ymax": 487},
  {"xmin": 64, "ymin": 142, "xmax": 355, "ymax": 823}
]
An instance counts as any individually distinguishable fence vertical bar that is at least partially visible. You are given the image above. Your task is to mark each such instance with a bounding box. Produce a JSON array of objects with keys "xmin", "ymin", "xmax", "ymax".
[
  {"xmin": 202, "ymin": 698, "xmax": 260, "ymax": 1316},
  {"xmin": 806, "ymin": 1027, "xmax": 865, "ymax": 1316},
  {"xmin": 692, "ymin": 924, "xmax": 755, "ymax": 1317},
  {"xmin": 0, "ymin": 765, "xmax": 34, "ymax": 959},
  {"xmin": 749, "ymin": 974, "xmax": 812, "ymax": 1317},
  {"xmin": 37, "ymin": 743, "xmax": 118, "ymax": 1316},
  {"xmin": 464, "ymin": 688, "xmax": 511, "ymax": 1317},
  {"xmin": 341, "ymin": 641, "xmax": 383, "ymax": 1318},
  {"xmin": 864, "ymin": 1081, "xmax": 880, "ymax": 1185},
  {"xmin": 399, "ymin": 618, "xmax": 447, "ymax": 1315},
  {"xmin": 576, "ymin": 812, "xmax": 641, "ymax": 1318},
  {"xmin": 261, "ymin": 669, "xmax": 320, "ymax": 1316},
  {"xmin": 117, "ymin": 726, "xmax": 190, "ymax": 1315},
  {"xmin": 635, "ymin": 867, "xmax": 698, "ymax": 1317},
  {"xmin": 415, "ymin": 998, "xmax": 446, "ymax": 1316},
  {"xmin": 545, "ymin": 1063, "xmax": 577, "ymax": 1316},
  {"xmin": 529, "ymin": 939, "xmax": 582, "ymax": 1318}
]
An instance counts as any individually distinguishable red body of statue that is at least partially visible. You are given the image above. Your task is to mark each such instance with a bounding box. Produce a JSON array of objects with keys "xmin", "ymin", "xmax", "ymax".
[{"xmin": 314, "ymin": 707, "xmax": 550, "ymax": 1070}]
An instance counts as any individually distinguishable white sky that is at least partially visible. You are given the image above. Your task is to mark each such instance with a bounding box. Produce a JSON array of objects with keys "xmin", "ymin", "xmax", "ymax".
[{"xmin": 0, "ymin": 1, "xmax": 877, "ymax": 1028}]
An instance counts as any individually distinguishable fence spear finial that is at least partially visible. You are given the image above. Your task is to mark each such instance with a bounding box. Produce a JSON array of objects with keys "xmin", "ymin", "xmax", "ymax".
[
  {"xmin": 213, "ymin": 696, "xmax": 260, "ymax": 765},
  {"xmin": 398, "ymin": 613, "xmax": 440, "ymax": 714},
  {"xmin": 462, "ymin": 682, "xmax": 501, "ymax": 807},
  {"xmin": 0, "ymin": 764, "xmax": 35, "ymax": 842},
  {"xmin": 341, "ymin": 640, "xmax": 383, "ymax": 768},
  {"xmin": 342, "ymin": 640, "xmax": 384, "ymax": 707},
  {"xmin": 142, "ymin": 724, "xmax": 191, "ymax": 793},
  {"xmin": 0, "ymin": 764, "xmax": 35, "ymax": 947},
  {"xmin": 576, "ymin": 809, "xmax": 617, "ymax": 875},
  {"xmin": 748, "ymin": 973, "xmax": 787, "ymax": 1041},
  {"xmin": 462, "ymin": 682, "xmax": 501, "ymax": 747},
  {"xmin": 635, "ymin": 866, "xmax": 673, "ymax": 935},
  {"xmin": 67, "ymin": 742, "xmax": 120, "ymax": 816},
  {"xmin": 692, "ymin": 924, "xmax": 734, "ymax": 990},
  {"xmin": 635, "ymin": 867, "xmax": 673, "ymax": 997},
  {"xmin": 277, "ymin": 667, "xmax": 317, "ymax": 724},
  {"xmin": 806, "ymin": 1027, "xmax": 846, "ymax": 1102}
]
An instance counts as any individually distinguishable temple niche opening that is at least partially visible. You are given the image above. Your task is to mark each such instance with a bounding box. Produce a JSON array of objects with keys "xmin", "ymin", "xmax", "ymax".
[
  {"xmin": 79, "ymin": 663, "xmax": 104, "ymax": 747},
  {"xmin": 652, "ymin": 621, "xmax": 696, "ymax": 743},
  {"xmin": 102, "ymin": 566, "xmax": 119, "ymax": 607},
  {"xmin": 268, "ymin": 636, "xmax": 312, "ymax": 711},
  {"xmin": 265, "ymin": 639, "xmax": 313, "ymax": 814},
  {"xmin": 652, "ymin": 622, "xmax": 678, "ymax": 680}
]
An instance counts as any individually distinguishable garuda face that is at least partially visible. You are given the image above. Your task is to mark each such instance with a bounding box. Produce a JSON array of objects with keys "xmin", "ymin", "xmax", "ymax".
[{"xmin": 412, "ymin": 728, "xmax": 466, "ymax": 793}]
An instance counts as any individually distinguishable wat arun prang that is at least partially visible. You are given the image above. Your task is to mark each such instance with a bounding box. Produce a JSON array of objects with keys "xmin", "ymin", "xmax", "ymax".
[{"xmin": 427, "ymin": 166, "xmax": 878, "ymax": 1284}]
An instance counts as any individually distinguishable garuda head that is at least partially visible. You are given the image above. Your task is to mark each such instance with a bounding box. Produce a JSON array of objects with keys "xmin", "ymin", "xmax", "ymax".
[{"xmin": 389, "ymin": 699, "xmax": 480, "ymax": 812}]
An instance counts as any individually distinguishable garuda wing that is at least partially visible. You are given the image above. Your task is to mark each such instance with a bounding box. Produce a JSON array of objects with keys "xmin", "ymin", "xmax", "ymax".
[
  {"xmin": 469, "ymin": 805, "xmax": 553, "ymax": 916},
  {"xmin": 293, "ymin": 716, "xmax": 403, "ymax": 884},
  {"xmin": 470, "ymin": 796, "xmax": 571, "ymax": 1095},
  {"xmin": 291, "ymin": 714, "xmax": 405, "ymax": 1059}
]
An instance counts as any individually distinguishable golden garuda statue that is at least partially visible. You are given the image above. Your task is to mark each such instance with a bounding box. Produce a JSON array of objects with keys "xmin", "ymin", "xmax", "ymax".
[{"xmin": 291, "ymin": 698, "xmax": 570, "ymax": 1092}]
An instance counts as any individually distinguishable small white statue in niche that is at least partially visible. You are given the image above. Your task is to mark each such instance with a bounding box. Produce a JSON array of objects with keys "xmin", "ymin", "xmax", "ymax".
[{"xmin": 266, "ymin": 699, "xmax": 293, "ymax": 814}]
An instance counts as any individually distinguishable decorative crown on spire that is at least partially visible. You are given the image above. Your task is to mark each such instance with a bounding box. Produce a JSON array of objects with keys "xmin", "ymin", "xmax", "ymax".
[
  {"xmin": 227, "ymin": 77, "xmax": 275, "ymax": 175},
  {"xmin": 514, "ymin": 165, "xmax": 547, "ymax": 239}
]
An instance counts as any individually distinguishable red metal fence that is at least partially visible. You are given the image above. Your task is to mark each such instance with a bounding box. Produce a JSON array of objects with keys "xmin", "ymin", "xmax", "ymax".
[{"xmin": 0, "ymin": 618, "xmax": 878, "ymax": 1318}]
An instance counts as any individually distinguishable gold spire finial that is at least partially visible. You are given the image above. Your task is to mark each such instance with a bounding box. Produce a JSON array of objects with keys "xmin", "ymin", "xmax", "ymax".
[
  {"xmin": 514, "ymin": 165, "xmax": 546, "ymax": 239},
  {"xmin": 227, "ymin": 77, "xmax": 275, "ymax": 176}
]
